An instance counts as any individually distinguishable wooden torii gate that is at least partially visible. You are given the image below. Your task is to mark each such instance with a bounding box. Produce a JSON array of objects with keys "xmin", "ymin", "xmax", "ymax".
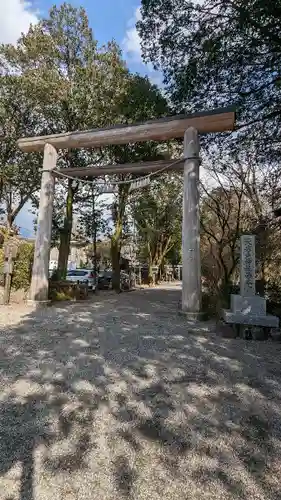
[{"xmin": 18, "ymin": 107, "xmax": 235, "ymax": 317}]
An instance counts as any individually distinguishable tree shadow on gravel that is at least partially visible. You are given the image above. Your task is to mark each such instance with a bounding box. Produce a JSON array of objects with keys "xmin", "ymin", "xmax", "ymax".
[
  {"xmin": 1, "ymin": 286, "xmax": 281, "ymax": 499},
  {"xmin": 113, "ymin": 455, "xmax": 137, "ymax": 498}
]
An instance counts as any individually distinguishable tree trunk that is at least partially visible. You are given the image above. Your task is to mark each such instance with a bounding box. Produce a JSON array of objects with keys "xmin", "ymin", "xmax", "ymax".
[
  {"xmin": 6, "ymin": 214, "xmax": 13, "ymax": 233},
  {"xmin": 152, "ymin": 236, "xmax": 173, "ymax": 284},
  {"xmin": 58, "ymin": 231, "xmax": 71, "ymax": 278},
  {"xmin": 57, "ymin": 181, "xmax": 74, "ymax": 279},
  {"xmin": 159, "ymin": 260, "xmax": 165, "ymax": 282},
  {"xmin": 111, "ymin": 235, "xmax": 121, "ymax": 292},
  {"xmin": 156, "ymin": 266, "xmax": 161, "ymax": 284},
  {"xmin": 148, "ymin": 260, "xmax": 154, "ymax": 285},
  {"xmin": 111, "ymin": 184, "xmax": 129, "ymax": 292}
]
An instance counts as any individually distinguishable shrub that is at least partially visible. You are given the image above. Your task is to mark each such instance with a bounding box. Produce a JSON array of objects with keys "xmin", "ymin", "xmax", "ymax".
[
  {"xmin": 0, "ymin": 231, "xmax": 34, "ymax": 291},
  {"xmin": 49, "ymin": 290, "xmax": 72, "ymax": 301},
  {"xmin": 12, "ymin": 242, "xmax": 34, "ymax": 290},
  {"xmin": 48, "ymin": 281, "xmax": 89, "ymax": 301}
]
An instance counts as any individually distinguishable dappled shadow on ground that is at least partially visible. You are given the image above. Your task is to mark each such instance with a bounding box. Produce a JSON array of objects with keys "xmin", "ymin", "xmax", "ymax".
[{"xmin": 1, "ymin": 286, "xmax": 281, "ymax": 499}]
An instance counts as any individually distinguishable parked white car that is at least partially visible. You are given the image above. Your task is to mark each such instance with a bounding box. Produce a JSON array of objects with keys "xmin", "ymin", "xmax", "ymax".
[{"xmin": 66, "ymin": 269, "xmax": 96, "ymax": 291}]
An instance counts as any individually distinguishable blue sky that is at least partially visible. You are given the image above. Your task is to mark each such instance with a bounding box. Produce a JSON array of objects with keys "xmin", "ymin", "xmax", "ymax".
[
  {"xmin": 38, "ymin": 0, "xmax": 138, "ymax": 40},
  {"xmin": 0, "ymin": 0, "xmax": 161, "ymax": 235}
]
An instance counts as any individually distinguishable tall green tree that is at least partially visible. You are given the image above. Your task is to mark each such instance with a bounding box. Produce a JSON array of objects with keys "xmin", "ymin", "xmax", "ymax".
[
  {"xmin": 138, "ymin": 0, "xmax": 281, "ymax": 166},
  {"xmin": 0, "ymin": 74, "xmax": 41, "ymax": 231},
  {"xmin": 1, "ymin": 2, "xmax": 129, "ymax": 275}
]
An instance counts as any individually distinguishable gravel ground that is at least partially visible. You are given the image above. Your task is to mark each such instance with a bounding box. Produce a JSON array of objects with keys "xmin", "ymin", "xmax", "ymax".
[{"xmin": 1, "ymin": 284, "xmax": 281, "ymax": 500}]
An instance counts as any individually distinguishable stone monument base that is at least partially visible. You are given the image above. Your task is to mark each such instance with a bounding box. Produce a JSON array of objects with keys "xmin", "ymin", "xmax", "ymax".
[
  {"xmin": 222, "ymin": 309, "xmax": 279, "ymax": 328},
  {"xmin": 223, "ymin": 293, "xmax": 279, "ymax": 329},
  {"xmin": 230, "ymin": 294, "xmax": 266, "ymax": 315}
]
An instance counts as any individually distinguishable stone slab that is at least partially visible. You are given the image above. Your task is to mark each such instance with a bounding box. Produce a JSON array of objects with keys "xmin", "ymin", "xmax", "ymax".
[
  {"xmin": 222, "ymin": 309, "xmax": 279, "ymax": 328},
  {"xmin": 230, "ymin": 294, "xmax": 266, "ymax": 315}
]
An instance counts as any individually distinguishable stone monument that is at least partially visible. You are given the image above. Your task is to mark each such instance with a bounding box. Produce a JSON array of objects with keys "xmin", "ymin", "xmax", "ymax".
[{"xmin": 222, "ymin": 235, "xmax": 279, "ymax": 336}]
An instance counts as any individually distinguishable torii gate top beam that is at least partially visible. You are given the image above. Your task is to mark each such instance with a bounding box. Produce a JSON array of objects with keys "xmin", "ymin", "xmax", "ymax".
[{"xmin": 17, "ymin": 106, "xmax": 235, "ymax": 153}]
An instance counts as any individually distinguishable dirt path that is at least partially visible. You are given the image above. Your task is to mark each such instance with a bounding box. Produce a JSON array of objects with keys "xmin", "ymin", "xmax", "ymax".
[{"xmin": 0, "ymin": 285, "xmax": 281, "ymax": 499}]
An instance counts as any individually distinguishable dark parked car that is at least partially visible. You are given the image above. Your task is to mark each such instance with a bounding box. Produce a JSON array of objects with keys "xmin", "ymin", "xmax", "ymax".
[
  {"xmin": 98, "ymin": 270, "xmax": 113, "ymax": 290},
  {"xmin": 98, "ymin": 270, "xmax": 130, "ymax": 290}
]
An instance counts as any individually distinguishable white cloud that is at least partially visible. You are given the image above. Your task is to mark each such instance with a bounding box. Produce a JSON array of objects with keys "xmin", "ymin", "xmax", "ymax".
[
  {"xmin": 0, "ymin": 0, "xmax": 38, "ymax": 44},
  {"xmin": 122, "ymin": 6, "xmax": 163, "ymax": 87},
  {"xmin": 122, "ymin": 6, "xmax": 142, "ymax": 62}
]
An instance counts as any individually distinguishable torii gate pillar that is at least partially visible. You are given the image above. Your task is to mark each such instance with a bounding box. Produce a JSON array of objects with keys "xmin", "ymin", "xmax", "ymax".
[
  {"xmin": 181, "ymin": 127, "xmax": 204, "ymax": 319},
  {"xmin": 28, "ymin": 143, "xmax": 57, "ymax": 304}
]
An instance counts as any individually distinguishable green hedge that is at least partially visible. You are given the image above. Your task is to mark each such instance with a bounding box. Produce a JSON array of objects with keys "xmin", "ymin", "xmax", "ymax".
[
  {"xmin": 12, "ymin": 242, "xmax": 34, "ymax": 290},
  {"xmin": 0, "ymin": 240, "xmax": 34, "ymax": 290}
]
